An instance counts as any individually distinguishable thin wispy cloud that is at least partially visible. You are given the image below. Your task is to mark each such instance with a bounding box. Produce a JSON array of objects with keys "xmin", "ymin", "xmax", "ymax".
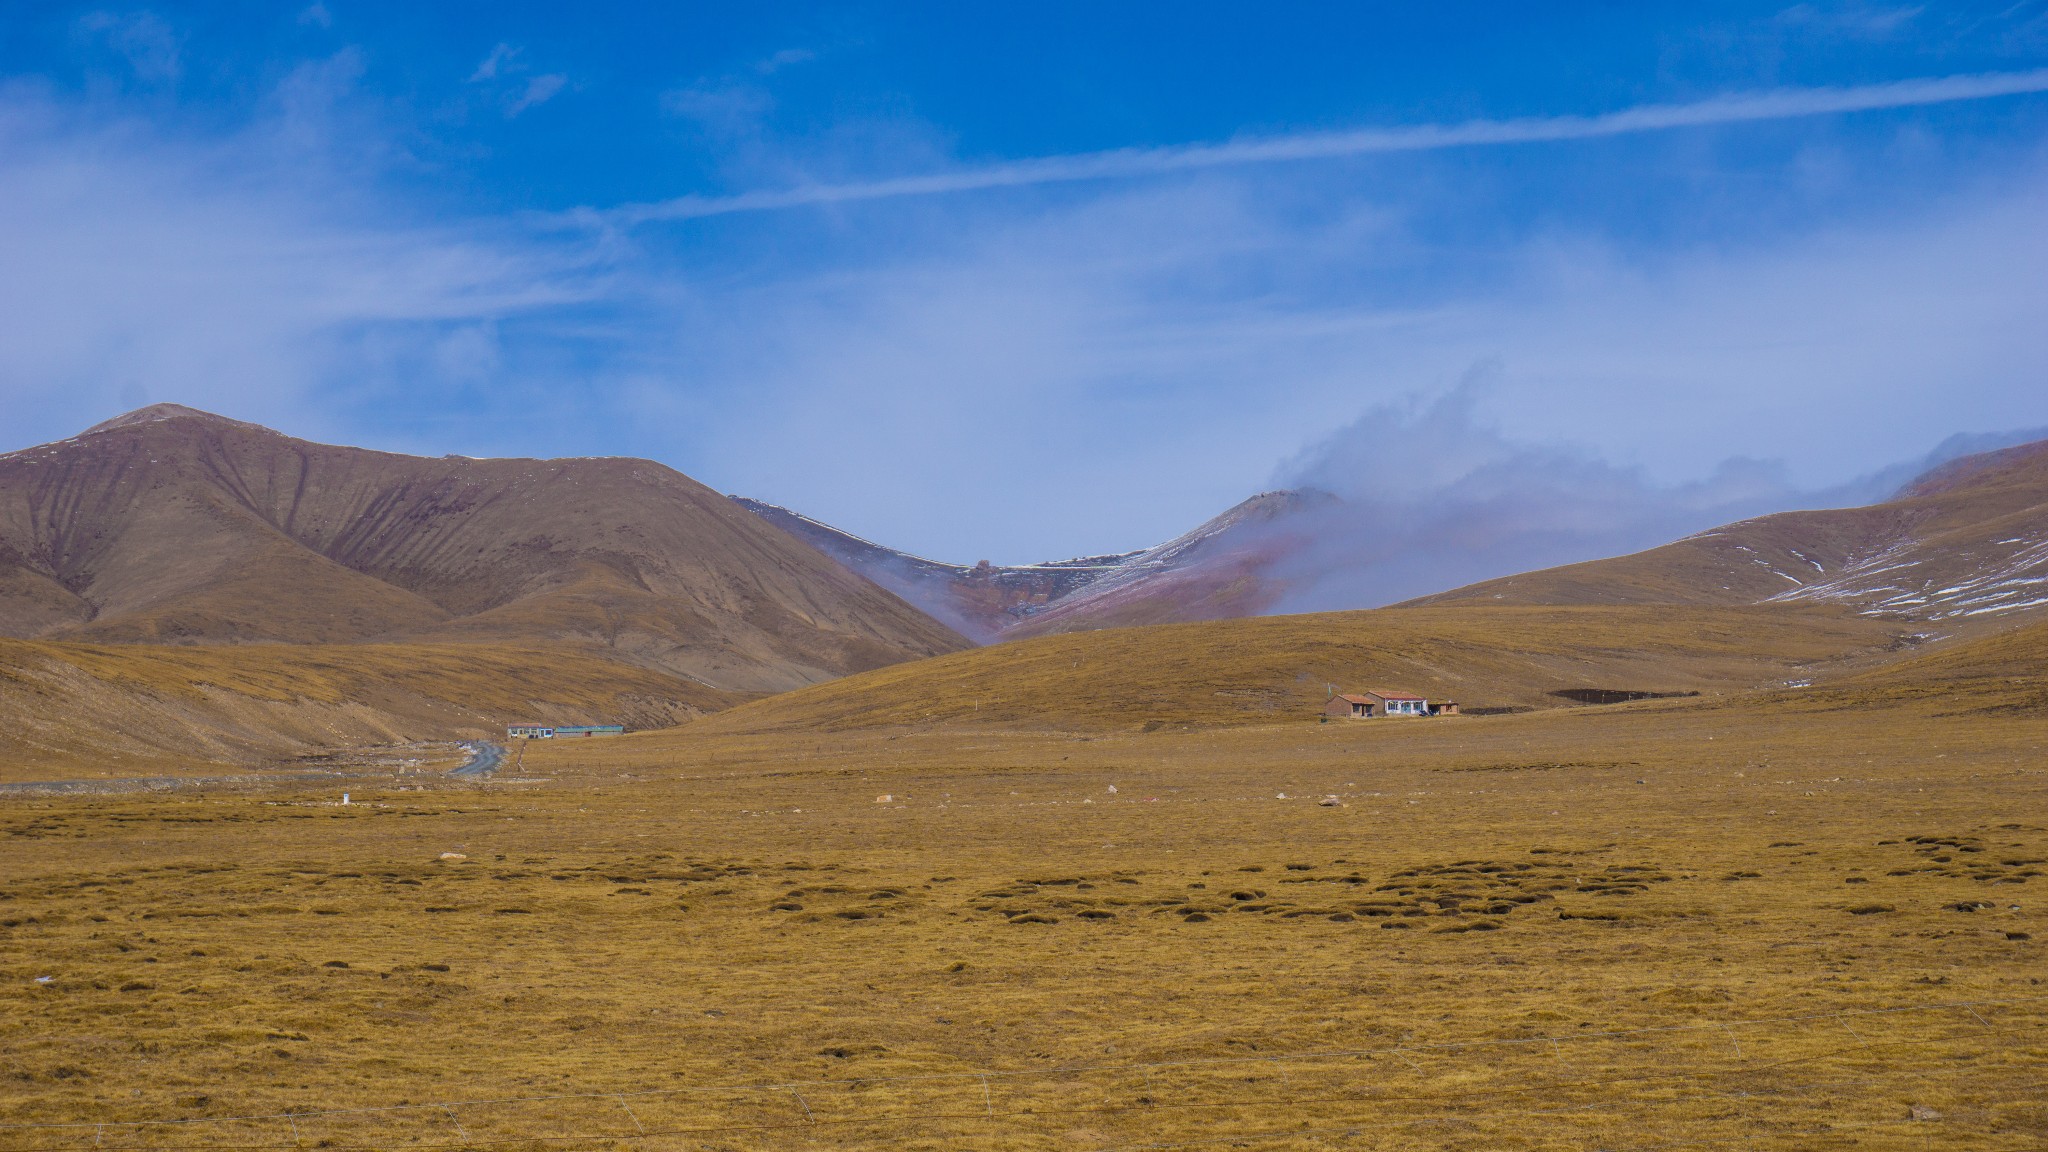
[
  {"xmin": 4, "ymin": 12, "xmax": 2046, "ymax": 568},
  {"xmin": 600, "ymin": 68, "xmax": 2048, "ymax": 224},
  {"xmin": 0, "ymin": 87, "xmax": 599, "ymax": 450},
  {"xmin": 670, "ymin": 165, "xmax": 2048, "ymax": 562},
  {"xmin": 508, "ymin": 74, "xmax": 566, "ymax": 117},
  {"xmin": 469, "ymin": 43, "xmax": 518, "ymax": 83},
  {"xmin": 754, "ymin": 47, "xmax": 817, "ymax": 75},
  {"xmin": 1775, "ymin": 3, "xmax": 1925, "ymax": 39},
  {"xmin": 77, "ymin": 10, "xmax": 183, "ymax": 84}
]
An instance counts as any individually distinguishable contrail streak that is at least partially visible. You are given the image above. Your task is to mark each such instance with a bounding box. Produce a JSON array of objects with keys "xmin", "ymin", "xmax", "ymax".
[{"xmin": 597, "ymin": 68, "xmax": 2048, "ymax": 225}]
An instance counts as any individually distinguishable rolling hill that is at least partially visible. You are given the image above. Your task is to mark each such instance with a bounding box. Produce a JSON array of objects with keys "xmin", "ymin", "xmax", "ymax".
[
  {"xmin": 0, "ymin": 405, "xmax": 967, "ymax": 693},
  {"xmin": 0, "ymin": 639, "xmax": 740, "ymax": 782},
  {"xmin": 676, "ymin": 603, "xmax": 1912, "ymax": 735},
  {"xmin": 1771, "ymin": 611, "xmax": 2048, "ymax": 716},
  {"xmin": 1406, "ymin": 437, "xmax": 2048, "ymax": 630}
]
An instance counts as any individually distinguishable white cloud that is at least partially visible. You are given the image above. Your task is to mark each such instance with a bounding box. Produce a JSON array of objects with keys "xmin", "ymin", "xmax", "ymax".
[
  {"xmin": 465, "ymin": 43, "xmax": 567, "ymax": 119},
  {"xmin": 2, "ymin": 59, "xmax": 2043, "ymax": 575},
  {"xmin": 76, "ymin": 10, "xmax": 183, "ymax": 84},
  {"xmin": 754, "ymin": 47, "xmax": 817, "ymax": 75},
  {"xmin": 1264, "ymin": 377, "xmax": 1798, "ymax": 609},
  {"xmin": 1416, "ymin": 184, "xmax": 2048, "ymax": 486},
  {"xmin": 469, "ymin": 42, "xmax": 518, "ymax": 83},
  {"xmin": 660, "ymin": 80, "xmax": 774, "ymax": 132},
  {"xmin": 653, "ymin": 152, "xmax": 2048, "ymax": 562},
  {"xmin": 508, "ymin": 73, "xmax": 566, "ymax": 117},
  {"xmin": 0, "ymin": 90, "xmax": 595, "ymax": 449},
  {"xmin": 597, "ymin": 67, "xmax": 2048, "ymax": 225},
  {"xmin": 1776, "ymin": 4, "xmax": 1924, "ymax": 39}
]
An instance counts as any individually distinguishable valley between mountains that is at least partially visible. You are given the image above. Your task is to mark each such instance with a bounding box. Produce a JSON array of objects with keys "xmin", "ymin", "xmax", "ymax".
[
  {"xmin": 4, "ymin": 403, "xmax": 2047, "ymax": 780},
  {"xmin": 3, "ymin": 405, "xmax": 2047, "ymax": 1150}
]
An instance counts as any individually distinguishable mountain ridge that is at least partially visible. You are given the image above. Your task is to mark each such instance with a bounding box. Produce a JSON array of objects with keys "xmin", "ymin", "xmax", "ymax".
[
  {"xmin": 0, "ymin": 405, "xmax": 968, "ymax": 692},
  {"xmin": 735, "ymin": 489, "xmax": 1329, "ymax": 642},
  {"xmin": 1404, "ymin": 435, "xmax": 2048, "ymax": 629},
  {"xmin": 732, "ymin": 496, "xmax": 1140, "ymax": 642}
]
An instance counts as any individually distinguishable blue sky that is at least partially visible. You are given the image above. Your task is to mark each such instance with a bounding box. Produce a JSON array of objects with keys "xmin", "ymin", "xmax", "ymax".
[{"xmin": 3, "ymin": 3, "xmax": 2047, "ymax": 566}]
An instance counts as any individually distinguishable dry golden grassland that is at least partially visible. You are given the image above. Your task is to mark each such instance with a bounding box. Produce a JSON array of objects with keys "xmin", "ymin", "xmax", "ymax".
[
  {"xmin": 3, "ymin": 683, "xmax": 2044, "ymax": 1150},
  {"xmin": 0, "ymin": 641, "xmax": 736, "ymax": 783},
  {"xmin": 686, "ymin": 605, "xmax": 1913, "ymax": 735}
]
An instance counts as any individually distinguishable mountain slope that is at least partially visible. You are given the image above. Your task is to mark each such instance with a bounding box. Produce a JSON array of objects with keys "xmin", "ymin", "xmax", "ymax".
[
  {"xmin": 0, "ymin": 639, "xmax": 741, "ymax": 783},
  {"xmin": 678, "ymin": 604, "xmax": 1907, "ymax": 735},
  {"xmin": 1002, "ymin": 490, "xmax": 1328, "ymax": 637},
  {"xmin": 1406, "ymin": 438, "xmax": 2048, "ymax": 629},
  {"xmin": 736, "ymin": 490, "xmax": 1325, "ymax": 643},
  {"xmin": 732, "ymin": 498, "xmax": 1137, "ymax": 642},
  {"xmin": 0, "ymin": 405, "xmax": 968, "ymax": 691}
]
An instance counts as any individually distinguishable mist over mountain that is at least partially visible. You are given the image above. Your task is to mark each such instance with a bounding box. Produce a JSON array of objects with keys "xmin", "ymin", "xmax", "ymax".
[
  {"xmin": 1261, "ymin": 379, "xmax": 2048, "ymax": 614},
  {"xmin": 734, "ymin": 406, "xmax": 2048, "ymax": 644},
  {"xmin": 733, "ymin": 497, "xmax": 1139, "ymax": 643},
  {"xmin": 1407, "ymin": 434, "xmax": 2048, "ymax": 628},
  {"xmin": 736, "ymin": 491, "xmax": 1324, "ymax": 642}
]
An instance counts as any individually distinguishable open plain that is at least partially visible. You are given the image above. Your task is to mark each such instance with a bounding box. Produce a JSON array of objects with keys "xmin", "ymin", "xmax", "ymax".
[
  {"xmin": 4, "ymin": 610, "xmax": 2045, "ymax": 1150},
  {"xmin": 9, "ymin": 11, "xmax": 2048, "ymax": 1149}
]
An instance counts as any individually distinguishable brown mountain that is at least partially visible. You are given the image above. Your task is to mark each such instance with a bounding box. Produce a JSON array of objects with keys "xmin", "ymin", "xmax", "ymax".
[
  {"xmin": 1406, "ymin": 437, "xmax": 2048, "ymax": 631},
  {"xmin": 0, "ymin": 405, "xmax": 967, "ymax": 693},
  {"xmin": 736, "ymin": 490, "xmax": 1325, "ymax": 643},
  {"xmin": 1002, "ymin": 490, "xmax": 1328, "ymax": 637},
  {"xmin": 732, "ymin": 498, "xmax": 1139, "ymax": 642}
]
